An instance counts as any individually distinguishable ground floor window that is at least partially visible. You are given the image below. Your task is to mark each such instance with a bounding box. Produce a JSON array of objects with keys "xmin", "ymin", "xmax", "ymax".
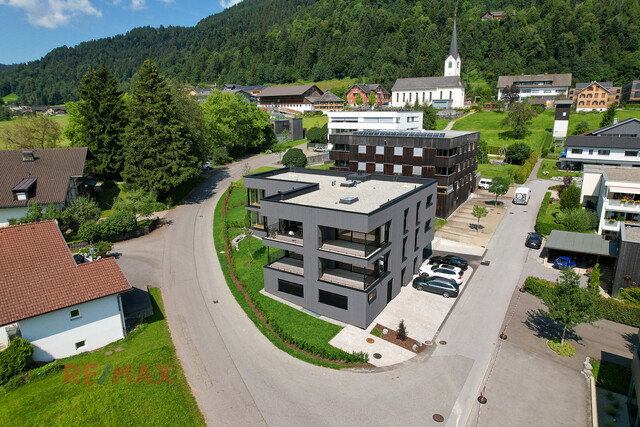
[
  {"xmin": 319, "ymin": 289, "xmax": 348, "ymax": 310},
  {"xmin": 278, "ymin": 279, "xmax": 304, "ymax": 297}
]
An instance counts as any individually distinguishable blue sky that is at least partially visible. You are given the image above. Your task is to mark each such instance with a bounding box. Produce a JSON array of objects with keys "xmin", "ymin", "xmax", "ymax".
[{"xmin": 0, "ymin": 0, "xmax": 243, "ymax": 65}]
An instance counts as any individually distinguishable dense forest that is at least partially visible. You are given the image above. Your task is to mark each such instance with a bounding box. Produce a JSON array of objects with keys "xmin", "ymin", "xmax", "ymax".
[{"xmin": 1, "ymin": 0, "xmax": 639, "ymax": 105}]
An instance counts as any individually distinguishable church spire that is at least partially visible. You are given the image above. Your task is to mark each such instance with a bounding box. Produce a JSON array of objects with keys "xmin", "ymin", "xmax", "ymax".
[{"xmin": 449, "ymin": 18, "xmax": 459, "ymax": 60}]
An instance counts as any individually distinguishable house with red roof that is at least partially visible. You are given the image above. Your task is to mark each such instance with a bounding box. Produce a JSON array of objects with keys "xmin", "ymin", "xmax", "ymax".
[{"xmin": 0, "ymin": 221, "xmax": 132, "ymax": 361}]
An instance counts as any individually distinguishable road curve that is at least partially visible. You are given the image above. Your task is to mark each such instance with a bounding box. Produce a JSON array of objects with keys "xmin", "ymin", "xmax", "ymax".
[{"xmin": 118, "ymin": 155, "xmax": 552, "ymax": 426}]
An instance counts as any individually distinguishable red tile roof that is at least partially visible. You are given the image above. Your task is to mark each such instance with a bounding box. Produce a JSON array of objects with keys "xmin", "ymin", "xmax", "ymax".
[
  {"xmin": 0, "ymin": 147, "xmax": 87, "ymax": 209},
  {"xmin": 0, "ymin": 221, "xmax": 131, "ymax": 325}
]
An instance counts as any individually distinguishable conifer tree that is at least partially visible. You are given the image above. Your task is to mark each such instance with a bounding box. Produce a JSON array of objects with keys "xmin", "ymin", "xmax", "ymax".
[
  {"xmin": 122, "ymin": 60, "xmax": 199, "ymax": 201},
  {"xmin": 67, "ymin": 64, "xmax": 127, "ymax": 179}
]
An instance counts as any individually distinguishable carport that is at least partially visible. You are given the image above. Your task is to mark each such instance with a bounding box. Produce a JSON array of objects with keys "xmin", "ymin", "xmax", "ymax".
[{"xmin": 544, "ymin": 230, "xmax": 618, "ymax": 270}]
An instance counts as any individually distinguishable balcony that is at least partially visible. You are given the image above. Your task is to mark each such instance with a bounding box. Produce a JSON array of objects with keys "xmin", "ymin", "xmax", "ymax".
[
  {"xmin": 607, "ymin": 199, "xmax": 640, "ymax": 212},
  {"xmin": 264, "ymin": 220, "xmax": 304, "ymax": 246},
  {"xmin": 602, "ymin": 220, "xmax": 621, "ymax": 232},
  {"xmin": 319, "ymin": 239, "xmax": 382, "ymax": 259},
  {"xmin": 319, "ymin": 224, "xmax": 389, "ymax": 259},
  {"xmin": 266, "ymin": 249, "xmax": 304, "ymax": 276},
  {"xmin": 320, "ymin": 268, "xmax": 388, "ymax": 290}
]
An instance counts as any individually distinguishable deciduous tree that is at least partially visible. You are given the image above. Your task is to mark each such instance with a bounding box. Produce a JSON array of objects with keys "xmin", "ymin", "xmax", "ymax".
[
  {"xmin": 472, "ymin": 205, "xmax": 488, "ymax": 232},
  {"xmin": 501, "ymin": 101, "xmax": 537, "ymax": 139},
  {"xmin": 560, "ymin": 184, "xmax": 581, "ymax": 211},
  {"xmin": 488, "ymin": 177, "xmax": 510, "ymax": 205},
  {"xmin": 2, "ymin": 115, "xmax": 61, "ymax": 149},
  {"xmin": 541, "ymin": 268, "xmax": 601, "ymax": 345}
]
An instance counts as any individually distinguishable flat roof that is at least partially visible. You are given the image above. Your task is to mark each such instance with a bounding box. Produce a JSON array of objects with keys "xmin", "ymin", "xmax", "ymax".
[
  {"xmin": 624, "ymin": 225, "xmax": 640, "ymax": 242},
  {"xmin": 349, "ymin": 130, "xmax": 477, "ymax": 138},
  {"xmin": 585, "ymin": 165, "xmax": 640, "ymax": 183},
  {"xmin": 545, "ymin": 230, "xmax": 619, "ymax": 257},
  {"xmin": 267, "ymin": 172, "xmax": 428, "ymax": 214}
]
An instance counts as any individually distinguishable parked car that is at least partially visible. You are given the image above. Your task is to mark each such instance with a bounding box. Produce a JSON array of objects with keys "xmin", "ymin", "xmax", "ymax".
[
  {"xmin": 429, "ymin": 255, "xmax": 469, "ymax": 271},
  {"xmin": 419, "ymin": 264, "xmax": 463, "ymax": 285},
  {"xmin": 420, "ymin": 263, "xmax": 462, "ymax": 276},
  {"xmin": 412, "ymin": 275, "xmax": 459, "ymax": 298},
  {"xmin": 553, "ymin": 256, "xmax": 577, "ymax": 269},
  {"xmin": 525, "ymin": 232, "xmax": 543, "ymax": 249},
  {"xmin": 313, "ymin": 145, "xmax": 327, "ymax": 152},
  {"xmin": 478, "ymin": 178, "xmax": 493, "ymax": 190},
  {"xmin": 202, "ymin": 161, "xmax": 213, "ymax": 171}
]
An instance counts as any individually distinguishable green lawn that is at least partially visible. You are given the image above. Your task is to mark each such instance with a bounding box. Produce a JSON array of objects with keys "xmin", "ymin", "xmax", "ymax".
[
  {"xmin": 0, "ymin": 288, "xmax": 204, "ymax": 425},
  {"xmin": 591, "ymin": 359, "xmax": 632, "ymax": 395},
  {"xmin": 278, "ymin": 77, "xmax": 356, "ymax": 92},
  {"xmin": 435, "ymin": 119, "xmax": 449, "ymax": 130},
  {"xmin": 435, "ymin": 218, "xmax": 447, "ymax": 230},
  {"xmin": 543, "ymin": 201, "xmax": 561, "ymax": 223},
  {"xmin": 2, "ymin": 93, "xmax": 18, "ymax": 104},
  {"xmin": 537, "ymin": 160, "xmax": 583, "ymax": 180},
  {"xmin": 270, "ymin": 138, "xmax": 308, "ymax": 153},
  {"xmin": 303, "ymin": 115, "xmax": 328, "ymax": 129},
  {"xmin": 477, "ymin": 163, "xmax": 519, "ymax": 180},
  {"xmin": 453, "ymin": 109, "xmax": 640, "ymax": 153}
]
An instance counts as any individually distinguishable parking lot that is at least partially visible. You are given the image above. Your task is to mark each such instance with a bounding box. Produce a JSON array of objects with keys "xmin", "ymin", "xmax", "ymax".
[{"xmin": 329, "ymin": 252, "xmax": 482, "ymax": 367}]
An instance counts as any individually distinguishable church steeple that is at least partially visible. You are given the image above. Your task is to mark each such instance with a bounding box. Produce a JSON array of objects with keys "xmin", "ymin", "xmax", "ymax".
[
  {"xmin": 448, "ymin": 18, "xmax": 459, "ymax": 60},
  {"xmin": 444, "ymin": 18, "xmax": 461, "ymax": 77}
]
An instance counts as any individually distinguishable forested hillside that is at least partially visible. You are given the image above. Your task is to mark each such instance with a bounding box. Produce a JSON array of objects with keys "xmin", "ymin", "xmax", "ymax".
[{"xmin": 1, "ymin": 0, "xmax": 639, "ymax": 105}]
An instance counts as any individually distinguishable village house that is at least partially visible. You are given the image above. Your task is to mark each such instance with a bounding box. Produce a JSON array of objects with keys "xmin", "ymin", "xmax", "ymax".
[
  {"xmin": 569, "ymin": 81, "xmax": 621, "ymax": 112},
  {"xmin": 346, "ymin": 84, "xmax": 390, "ymax": 106}
]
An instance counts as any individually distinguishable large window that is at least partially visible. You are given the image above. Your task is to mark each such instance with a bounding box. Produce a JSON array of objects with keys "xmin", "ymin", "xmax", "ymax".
[
  {"xmin": 413, "ymin": 147, "xmax": 423, "ymax": 157},
  {"xmin": 358, "ymin": 145, "xmax": 366, "ymax": 154},
  {"xmin": 394, "ymin": 147, "xmax": 403, "ymax": 156},
  {"xmin": 403, "ymin": 208, "xmax": 409, "ymax": 232},
  {"xmin": 375, "ymin": 146, "xmax": 384, "ymax": 155},
  {"xmin": 319, "ymin": 290, "xmax": 348, "ymax": 310},
  {"xmin": 278, "ymin": 280, "xmax": 304, "ymax": 298},
  {"xmin": 358, "ymin": 162, "xmax": 366, "ymax": 171},
  {"xmin": 393, "ymin": 164, "xmax": 402, "ymax": 175},
  {"xmin": 375, "ymin": 163, "xmax": 383, "ymax": 172},
  {"xmin": 412, "ymin": 166, "xmax": 421, "ymax": 176}
]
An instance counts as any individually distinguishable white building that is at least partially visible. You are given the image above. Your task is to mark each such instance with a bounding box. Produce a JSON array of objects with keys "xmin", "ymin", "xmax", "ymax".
[
  {"xmin": 327, "ymin": 110, "xmax": 423, "ymax": 136},
  {"xmin": 581, "ymin": 166, "xmax": 640, "ymax": 238},
  {"xmin": 497, "ymin": 73, "xmax": 572, "ymax": 101},
  {"xmin": 390, "ymin": 20, "xmax": 465, "ymax": 109},
  {"xmin": 0, "ymin": 221, "xmax": 131, "ymax": 361},
  {"xmin": 562, "ymin": 118, "xmax": 640, "ymax": 169}
]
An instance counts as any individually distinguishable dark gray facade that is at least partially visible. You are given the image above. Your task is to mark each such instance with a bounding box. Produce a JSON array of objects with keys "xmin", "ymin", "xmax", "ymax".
[
  {"xmin": 613, "ymin": 225, "xmax": 640, "ymax": 296},
  {"xmin": 329, "ymin": 130, "xmax": 479, "ymax": 218},
  {"xmin": 271, "ymin": 118, "xmax": 305, "ymax": 142},
  {"xmin": 244, "ymin": 168, "xmax": 437, "ymax": 328}
]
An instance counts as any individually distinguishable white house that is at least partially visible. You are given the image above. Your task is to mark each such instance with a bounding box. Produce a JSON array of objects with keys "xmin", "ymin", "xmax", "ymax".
[
  {"xmin": 0, "ymin": 221, "xmax": 131, "ymax": 361},
  {"xmin": 0, "ymin": 148, "xmax": 87, "ymax": 227},
  {"xmin": 391, "ymin": 19, "xmax": 465, "ymax": 109},
  {"xmin": 327, "ymin": 110, "xmax": 423, "ymax": 136},
  {"xmin": 497, "ymin": 73, "xmax": 572, "ymax": 101},
  {"xmin": 581, "ymin": 166, "xmax": 640, "ymax": 238},
  {"xmin": 562, "ymin": 118, "xmax": 640, "ymax": 169}
]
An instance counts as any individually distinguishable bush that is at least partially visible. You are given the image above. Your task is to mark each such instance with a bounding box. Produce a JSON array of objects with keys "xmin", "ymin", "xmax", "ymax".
[
  {"xmin": 618, "ymin": 288, "xmax": 640, "ymax": 305},
  {"xmin": 211, "ymin": 146, "xmax": 231, "ymax": 165},
  {"xmin": 77, "ymin": 220, "xmax": 102, "ymax": 242},
  {"xmin": 100, "ymin": 209, "xmax": 136, "ymax": 237},
  {"xmin": 535, "ymin": 191, "xmax": 568, "ymax": 234},
  {"xmin": 560, "ymin": 184, "xmax": 581, "ymax": 211},
  {"xmin": 506, "ymin": 142, "xmax": 532, "ymax": 165},
  {"xmin": 556, "ymin": 209, "xmax": 597, "ymax": 232},
  {"xmin": 514, "ymin": 167, "xmax": 528, "ymax": 184},
  {"xmin": 371, "ymin": 328, "xmax": 382, "ymax": 337},
  {"xmin": 0, "ymin": 338, "xmax": 34, "ymax": 385},
  {"xmin": 524, "ymin": 276, "xmax": 640, "ymax": 327},
  {"xmin": 282, "ymin": 148, "xmax": 308, "ymax": 167}
]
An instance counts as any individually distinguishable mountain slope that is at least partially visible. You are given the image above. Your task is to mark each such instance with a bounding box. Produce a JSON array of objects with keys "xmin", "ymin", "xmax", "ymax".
[{"xmin": 1, "ymin": 0, "xmax": 639, "ymax": 105}]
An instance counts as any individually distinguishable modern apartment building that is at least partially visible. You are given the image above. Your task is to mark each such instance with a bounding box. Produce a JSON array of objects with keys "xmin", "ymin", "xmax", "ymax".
[
  {"xmin": 581, "ymin": 165, "xmax": 640, "ymax": 238},
  {"xmin": 497, "ymin": 73, "xmax": 572, "ymax": 101},
  {"xmin": 568, "ymin": 81, "xmax": 621, "ymax": 112},
  {"xmin": 244, "ymin": 168, "xmax": 437, "ymax": 328},
  {"xmin": 329, "ymin": 130, "xmax": 479, "ymax": 218},
  {"xmin": 327, "ymin": 110, "xmax": 423, "ymax": 136},
  {"xmin": 622, "ymin": 80, "xmax": 640, "ymax": 104},
  {"xmin": 561, "ymin": 118, "xmax": 640, "ymax": 169}
]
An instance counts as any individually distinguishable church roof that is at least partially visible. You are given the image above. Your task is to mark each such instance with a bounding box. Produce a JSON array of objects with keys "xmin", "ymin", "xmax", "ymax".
[
  {"xmin": 391, "ymin": 76, "xmax": 465, "ymax": 91},
  {"xmin": 448, "ymin": 19, "xmax": 459, "ymax": 59}
]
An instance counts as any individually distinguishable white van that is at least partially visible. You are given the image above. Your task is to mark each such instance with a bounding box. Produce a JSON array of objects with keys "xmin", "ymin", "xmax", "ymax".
[
  {"xmin": 478, "ymin": 178, "xmax": 493, "ymax": 190},
  {"xmin": 513, "ymin": 187, "xmax": 531, "ymax": 205}
]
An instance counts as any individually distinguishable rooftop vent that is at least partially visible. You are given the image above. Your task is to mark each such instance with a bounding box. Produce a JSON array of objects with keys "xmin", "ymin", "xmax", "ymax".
[
  {"xmin": 22, "ymin": 150, "xmax": 35, "ymax": 162},
  {"xmin": 340, "ymin": 180, "xmax": 356, "ymax": 187},
  {"xmin": 339, "ymin": 196, "xmax": 359, "ymax": 205}
]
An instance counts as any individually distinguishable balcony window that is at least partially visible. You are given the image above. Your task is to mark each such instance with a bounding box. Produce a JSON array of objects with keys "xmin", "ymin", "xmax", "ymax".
[
  {"xmin": 332, "ymin": 144, "xmax": 349, "ymax": 152},
  {"xmin": 435, "ymin": 167, "xmax": 455, "ymax": 176},
  {"xmin": 335, "ymin": 160, "xmax": 349, "ymax": 167},
  {"xmin": 436, "ymin": 148, "xmax": 456, "ymax": 157},
  {"xmin": 248, "ymin": 188, "xmax": 265, "ymax": 206},
  {"xmin": 250, "ymin": 210, "xmax": 265, "ymax": 230},
  {"xmin": 320, "ymin": 252, "xmax": 388, "ymax": 289}
]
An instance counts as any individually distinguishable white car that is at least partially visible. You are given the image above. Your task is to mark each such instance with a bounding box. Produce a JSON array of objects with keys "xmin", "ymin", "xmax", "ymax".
[
  {"xmin": 202, "ymin": 161, "xmax": 213, "ymax": 171},
  {"xmin": 420, "ymin": 263, "xmax": 462, "ymax": 276},
  {"xmin": 419, "ymin": 264, "xmax": 463, "ymax": 285}
]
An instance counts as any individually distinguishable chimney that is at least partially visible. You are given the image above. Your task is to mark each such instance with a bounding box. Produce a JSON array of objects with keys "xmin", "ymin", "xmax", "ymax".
[{"xmin": 22, "ymin": 150, "xmax": 34, "ymax": 162}]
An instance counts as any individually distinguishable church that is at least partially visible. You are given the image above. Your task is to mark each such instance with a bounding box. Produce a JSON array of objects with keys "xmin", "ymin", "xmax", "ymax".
[{"xmin": 391, "ymin": 20, "xmax": 466, "ymax": 109}]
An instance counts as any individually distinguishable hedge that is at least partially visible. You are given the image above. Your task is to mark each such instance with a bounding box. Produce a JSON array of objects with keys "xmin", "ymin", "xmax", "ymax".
[
  {"xmin": 535, "ymin": 191, "xmax": 567, "ymax": 235},
  {"xmin": 514, "ymin": 150, "xmax": 539, "ymax": 184},
  {"xmin": 524, "ymin": 276, "xmax": 640, "ymax": 327}
]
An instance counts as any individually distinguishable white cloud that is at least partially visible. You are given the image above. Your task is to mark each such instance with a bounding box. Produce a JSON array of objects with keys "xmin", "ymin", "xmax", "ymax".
[
  {"xmin": 0, "ymin": 0, "xmax": 102, "ymax": 29},
  {"xmin": 130, "ymin": 0, "xmax": 144, "ymax": 9},
  {"xmin": 219, "ymin": 0, "xmax": 242, "ymax": 9}
]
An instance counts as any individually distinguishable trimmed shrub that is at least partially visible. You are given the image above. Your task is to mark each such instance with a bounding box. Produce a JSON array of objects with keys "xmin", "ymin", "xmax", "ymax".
[
  {"xmin": 282, "ymin": 148, "xmax": 308, "ymax": 167},
  {"xmin": 77, "ymin": 220, "xmax": 102, "ymax": 242},
  {"xmin": 514, "ymin": 167, "xmax": 529, "ymax": 184},
  {"xmin": 524, "ymin": 276, "xmax": 640, "ymax": 327},
  {"xmin": 0, "ymin": 338, "xmax": 34, "ymax": 385},
  {"xmin": 100, "ymin": 210, "xmax": 136, "ymax": 237},
  {"xmin": 618, "ymin": 288, "xmax": 640, "ymax": 305},
  {"xmin": 506, "ymin": 142, "xmax": 532, "ymax": 165}
]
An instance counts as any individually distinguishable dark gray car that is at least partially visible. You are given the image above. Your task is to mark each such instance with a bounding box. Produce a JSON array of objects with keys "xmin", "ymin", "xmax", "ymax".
[{"xmin": 412, "ymin": 275, "xmax": 460, "ymax": 298}]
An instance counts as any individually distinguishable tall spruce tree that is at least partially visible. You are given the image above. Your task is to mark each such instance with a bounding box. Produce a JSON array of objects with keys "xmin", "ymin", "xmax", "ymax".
[
  {"xmin": 67, "ymin": 64, "xmax": 127, "ymax": 179},
  {"xmin": 122, "ymin": 60, "xmax": 199, "ymax": 201}
]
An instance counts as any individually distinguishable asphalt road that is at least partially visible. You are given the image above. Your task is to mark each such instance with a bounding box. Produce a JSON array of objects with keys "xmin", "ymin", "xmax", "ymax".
[{"xmin": 114, "ymin": 158, "xmax": 584, "ymax": 426}]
